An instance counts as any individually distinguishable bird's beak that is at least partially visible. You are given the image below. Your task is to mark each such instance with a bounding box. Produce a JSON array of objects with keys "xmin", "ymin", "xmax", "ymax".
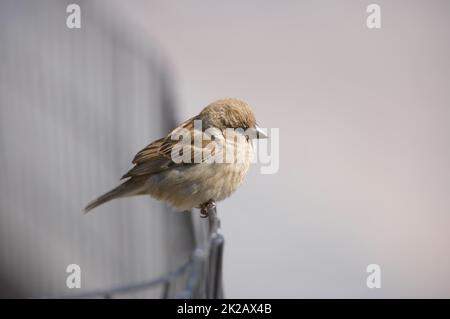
[{"xmin": 255, "ymin": 124, "xmax": 268, "ymax": 139}]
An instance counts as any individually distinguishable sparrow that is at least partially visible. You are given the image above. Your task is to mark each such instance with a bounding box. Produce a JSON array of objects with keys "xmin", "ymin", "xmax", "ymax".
[{"xmin": 84, "ymin": 98, "xmax": 267, "ymax": 217}]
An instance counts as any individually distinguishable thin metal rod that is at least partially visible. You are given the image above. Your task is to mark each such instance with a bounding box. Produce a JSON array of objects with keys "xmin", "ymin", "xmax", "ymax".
[{"xmin": 46, "ymin": 203, "xmax": 225, "ymax": 299}]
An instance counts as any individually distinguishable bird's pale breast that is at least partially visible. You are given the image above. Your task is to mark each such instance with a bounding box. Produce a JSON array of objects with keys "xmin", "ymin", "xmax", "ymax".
[{"xmin": 143, "ymin": 137, "xmax": 253, "ymax": 211}]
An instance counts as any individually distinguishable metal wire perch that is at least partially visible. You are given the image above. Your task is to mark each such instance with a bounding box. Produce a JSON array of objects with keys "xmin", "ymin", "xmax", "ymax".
[{"xmin": 54, "ymin": 203, "xmax": 224, "ymax": 299}]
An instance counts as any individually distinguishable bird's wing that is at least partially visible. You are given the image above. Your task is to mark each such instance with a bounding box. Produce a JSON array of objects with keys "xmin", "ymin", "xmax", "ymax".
[{"xmin": 121, "ymin": 117, "xmax": 218, "ymax": 179}]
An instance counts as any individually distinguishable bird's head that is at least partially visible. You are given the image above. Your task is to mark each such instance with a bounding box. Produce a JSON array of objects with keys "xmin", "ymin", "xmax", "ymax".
[{"xmin": 199, "ymin": 98, "xmax": 267, "ymax": 139}]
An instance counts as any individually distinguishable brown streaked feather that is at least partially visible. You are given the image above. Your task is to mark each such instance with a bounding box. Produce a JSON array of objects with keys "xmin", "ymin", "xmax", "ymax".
[
  {"xmin": 121, "ymin": 113, "xmax": 244, "ymax": 180},
  {"xmin": 131, "ymin": 117, "xmax": 197, "ymax": 164},
  {"xmin": 122, "ymin": 116, "xmax": 207, "ymax": 179},
  {"xmin": 131, "ymin": 138, "xmax": 165, "ymax": 164}
]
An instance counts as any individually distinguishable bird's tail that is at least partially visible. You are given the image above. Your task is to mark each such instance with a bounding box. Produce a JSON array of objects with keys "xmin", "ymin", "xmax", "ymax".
[{"xmin": 84, "ymin": 180, "xmax": 144, "ymax": 213}]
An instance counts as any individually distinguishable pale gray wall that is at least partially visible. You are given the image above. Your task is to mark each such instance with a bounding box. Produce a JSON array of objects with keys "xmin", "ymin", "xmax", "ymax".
[
  {"xmin": 116, "ymin": 0, "xmax": 450, "ymax": 298},
  {"xmin": 0, "ymin": 0, "xmax": 194, "ymax": 298}
]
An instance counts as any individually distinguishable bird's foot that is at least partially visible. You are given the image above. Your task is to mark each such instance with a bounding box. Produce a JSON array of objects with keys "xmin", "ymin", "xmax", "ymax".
[{"xmin": 200, "ymin": 200, "xmax": 216, "ymax": 218}]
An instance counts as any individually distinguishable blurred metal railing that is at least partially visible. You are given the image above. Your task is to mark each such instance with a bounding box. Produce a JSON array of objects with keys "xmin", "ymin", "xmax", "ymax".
[{"xmin": 54, "ymin": 207, "xmax": 224, "ymax": 299}]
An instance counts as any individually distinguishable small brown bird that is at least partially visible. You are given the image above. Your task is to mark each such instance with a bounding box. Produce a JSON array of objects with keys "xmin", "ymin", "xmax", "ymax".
[{"xmin": 84, "ymin": 98, "xmax": 266, "ymax": 216}]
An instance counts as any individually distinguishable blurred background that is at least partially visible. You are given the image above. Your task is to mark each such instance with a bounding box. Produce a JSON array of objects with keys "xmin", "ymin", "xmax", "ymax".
[{"xmin": 1, "ymin": 0, "xmax": 450, "ymax": 298}]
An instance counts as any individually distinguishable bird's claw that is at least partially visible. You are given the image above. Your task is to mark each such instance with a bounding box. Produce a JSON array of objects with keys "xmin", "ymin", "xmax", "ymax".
[{"xmin": 200, "ymin": 200, "xmax": 216, "ymax": 218}]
